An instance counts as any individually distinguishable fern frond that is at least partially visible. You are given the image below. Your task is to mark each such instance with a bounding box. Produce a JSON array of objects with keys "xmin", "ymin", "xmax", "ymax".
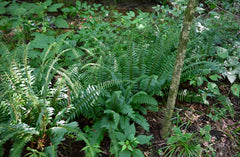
[
  {"xmin": 44, "ymin": 145, "xmax": 57, "ymax": 157},
  {"xmin": 131, "ymin": 91, "xmax": 158, "ymax": 106},
  {"xmin": 50, "ymin": 121, "xmax": 95, "ymax": 156},
  {"xmin": 0, "ymin": 123, "xmax": 38, "ymax": 156},
  {"xmin": 3, "ymin": 61, "xmax": 37, "ymax": 103},
  {"xmin": 145, "ymin": 29, "xmax": 178, "ymax": 78},
  {"xmin": 10, "ymin": 134, "xmax": 33, "ymax": 157},
  {"xmin": 0, "ymin": 124, "xmax": 20, "ymax": 151},
  {"xmin": 0, "ymin": 101, "xmax": 9, "ymax": 123},
  {"xmin": 124, "ymin": 44, "xmax": 140, "ymax": 81},
  {"xmin": 177, "ymin": 89, "xmax": 203, "ymax": 103},
  {"xmin": 51, "ymin": 121, "xmax": 78, "ymax": 146},
  {"xmin": 0, "ymin": 42, "xmax": 12, "ymax": 73},
  {"xmin": 137, "ymin": 44, "xmax": 147, "ymax": 76},
  {"xmin": 132, "ymin": 113, "xmax": 149, "ymax": 131},
  {"xmin": 157, "ymin": 53, "xmax": 176, "ymax": 81},
  {"xmin": 181, "ymin": 51, "xmax": 222, "ymax": 82},
  {"xmin": 182, "ymin": 58, "xmax": 221, "ymax": 82},
  {"xmin": 41, "ymin": 48, "xmax": 71, "ymax": 99},
  {"xmin": 68, "ymin": 80, "xmax": 120, "ymax": 120},
  {"xmin": 139, "ymin": 75, "xmax": 166, "ymax": 96},
  {"xmin": 88, "ymin": 120, "xmax": 106, "ymax": 145}
]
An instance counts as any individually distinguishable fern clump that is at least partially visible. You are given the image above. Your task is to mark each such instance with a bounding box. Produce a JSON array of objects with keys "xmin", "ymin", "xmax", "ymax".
[{"xmin": 0, "ymin": 41, "xmax": 95, "ymax": 156}]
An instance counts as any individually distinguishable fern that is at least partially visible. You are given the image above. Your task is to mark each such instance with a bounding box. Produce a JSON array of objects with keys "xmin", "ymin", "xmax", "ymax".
[
  {"xmin": 10, "ymin": 134, "xmax": 33, "ymax": 157},
  {"xmin": 68, "ymin": 80, "xmax": 120, "ymax": 120},
  {"xmin": 0, "ymin": 38, "xmax": 100, "ymax": 156},
  {"xmin": 145, "ymin": 30, "xmax": 179, "ymax": 78},
  {"xmin": 181, "ymin": 54, "xmax": 221, "ymax": 83},
  {"xmin": 131, "ymin": 91, "xmax": 158, "ymax": 113},
  {"xmin": 0, "ymin": 101, "xmax": 9, "ymax": 123},
  {"xmin": 88, "ymin": 120, "xmax": 106, "ymax": 145},
  {"xmin": 132, "ymin": 113, "xmax": 150, "ymax": 131},
  {"xmin": 0, "ymin": 123, "xmax": 39, "ymax": 157},
  {"xmin": 47, "ymin": 121, "xmax": 93, "ymax": 157},
  {"xmin": 177, "ymin": 89, "xmax": 203, "ymax": 103},
  {"xmin": 124, "ymin": 44, "xmax": 140, "ymax": 81},
  {"xmin": 139, "ymin": 75, "xmax": 166, "ymax": 96},
  {"xmin": 67, "ymin": 26, "xmax": 181, "ymax": 153}
]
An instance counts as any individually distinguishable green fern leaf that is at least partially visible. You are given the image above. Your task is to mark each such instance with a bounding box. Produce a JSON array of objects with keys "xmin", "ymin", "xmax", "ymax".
[
  {"xmin": 69, "ymin": 80, "xmax": 120, "ymax": 120},
  {"xmin": 88, "ymin": 120, "xmax": 105, "ymax": 145},
  {"xmin": 0, "ymin": 101, "xmax": 10, "ymax": 123},
  {"xmin": 10, "ymin": 134, "xmax": 32, "ymax": 157},
  {"xmin": 132, "ymin": 114, "xmax": 149, "ymax": 131},
  {"xmin": 0, "ymin": 124, "xmax": 38, "ymax": 157},
  {"xmin": 45, "ymin": 145, "xmax": 57, "ymax": 157},
  {"xmin": 131, "ymin": 91, "xmax": 158, "ymax": 106},
  {"xmin": 119, "ymin": 104, "xmax": 134, "ymax": 117},
  {"xmin": 177, "ymin": 89, "xmax": 203, "ymax": 103}
]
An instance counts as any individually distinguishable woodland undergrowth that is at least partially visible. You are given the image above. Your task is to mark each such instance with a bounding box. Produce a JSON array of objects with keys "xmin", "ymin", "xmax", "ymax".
[{"xmin": 0, "ymin": 0, "xmax": 239, "ymax": 156}]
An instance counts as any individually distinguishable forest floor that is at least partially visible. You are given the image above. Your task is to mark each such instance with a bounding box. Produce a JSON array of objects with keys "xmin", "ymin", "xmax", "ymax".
[
  {"xmin": 2, "ymin": 1, "xmax": 240, "ymax": 157},
  {"xmin": 54, "ymin": 78, "xmax": 240, "ymax": 157}
]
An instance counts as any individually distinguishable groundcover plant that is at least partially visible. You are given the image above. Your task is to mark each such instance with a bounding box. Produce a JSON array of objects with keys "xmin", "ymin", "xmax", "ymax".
[{"xmin": 0, "ymin": 0, "xmax": 239, "ymax": 156}]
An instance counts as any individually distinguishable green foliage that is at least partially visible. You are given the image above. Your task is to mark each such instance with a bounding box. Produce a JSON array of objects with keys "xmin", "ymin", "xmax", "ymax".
[
  {"xmin": 204, "ymin": 0, "xmax": 240, "ymax": 15},
  {"xmin": 216, "ymin": 46, "xmax": 240, "ymax": 84},
  {"xmin": 25, "ymin": 147, "xmax": 48, "ymax": 157},
  {"xmin": 58, "ymin": 9, "xmax": 182, "ymax": 155},
  {"xmin": 159, "ymin": 127, "xmax": 201, "ymax": 157},
  {"xmin": 0, "ymin": 41, "xmax": 94, "ymax": 156},
  {"xmin": 207, "ymin": 107, "xmax": 227, "ymax": 122},
  {"xmin": 199, "ymin": 125, "xmax": 212, "ymax": 142},
  {"xmin": 231, "ymin": 84, "xmax": 240, "ymax": 97},
  {"xmin": 0, "ymin": 0, "xmax": 65, "ymax": 45},
  {"xmin": 197, "ymin": 78, "xmax": 235, "ymax": 118},
  {"xmin": 177, "ymin": 89, "xmax": 203, "ymax": 103},
  {"xmin": 198, "ymin": 125, "xmax": 216, "ymax": 157},
  {"xmin": 229, "ymin": 123, "xmax": 240, "ymax": 153},
  {"xmin": 184, "ymin": 6, "xmax": 240, "ymax": 119},
  {"xmin": 81, "ymin": 87, "xmax": 156, "ymax": 156},
  {"xmin": 113, "ymin": 124, "xmax": 152, "ymax": 157},
  {"xmin": 1, "ymin": 0, "xmax": 239, "ymax": 156}
]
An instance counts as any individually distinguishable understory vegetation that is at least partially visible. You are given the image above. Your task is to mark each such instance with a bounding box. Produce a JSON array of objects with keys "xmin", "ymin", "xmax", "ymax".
[{"xmin": 0, "ymin": 0, "xmax": 239, "ymax": 156}]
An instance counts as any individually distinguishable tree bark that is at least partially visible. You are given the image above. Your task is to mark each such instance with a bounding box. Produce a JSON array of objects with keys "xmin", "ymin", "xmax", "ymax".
[{"xmin": 160, "ymin": 0, "xmax": 197, "ymax": 138}]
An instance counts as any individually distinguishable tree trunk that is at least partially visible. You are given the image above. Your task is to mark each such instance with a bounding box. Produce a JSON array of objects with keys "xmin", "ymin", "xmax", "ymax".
[{"xmin": 160, "ymin": 0, "xmax": 197, "ymax": 138}]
